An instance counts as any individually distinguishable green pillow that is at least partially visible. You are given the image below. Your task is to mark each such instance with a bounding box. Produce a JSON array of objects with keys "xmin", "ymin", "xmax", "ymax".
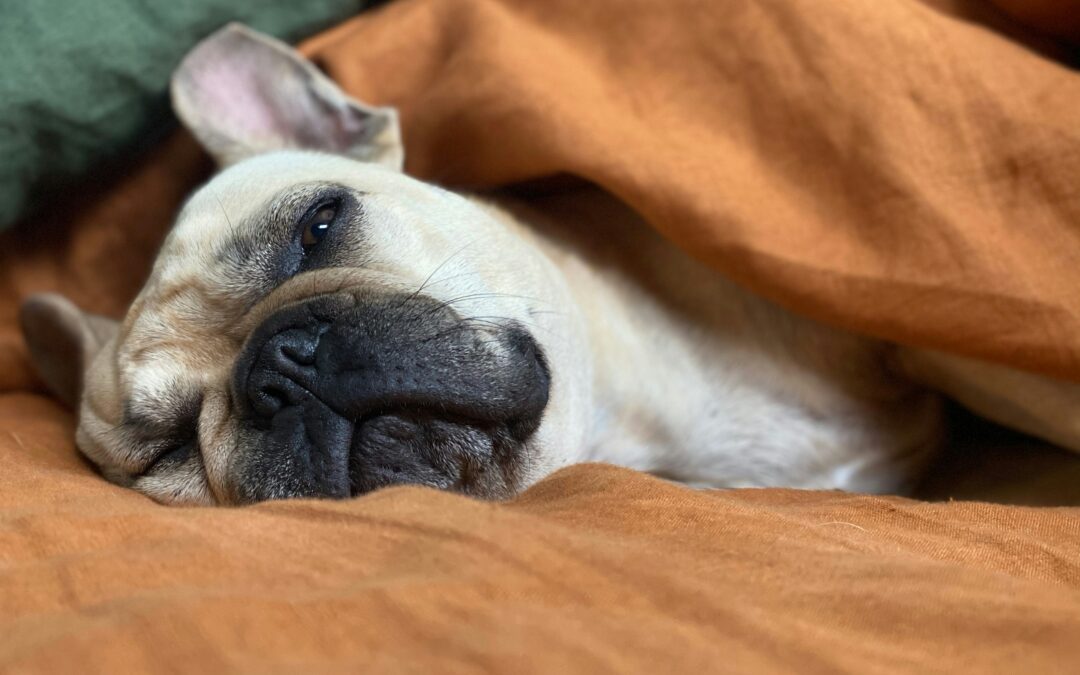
[{"xmin": 0, "ymin": 0, "xmax": 372, "ymax": 231}]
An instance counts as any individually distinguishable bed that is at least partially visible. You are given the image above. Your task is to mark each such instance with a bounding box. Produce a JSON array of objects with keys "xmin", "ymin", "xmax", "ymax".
[{"xmin": 3, "ymin": 0, "xmax": 1080, "ymax": 670}]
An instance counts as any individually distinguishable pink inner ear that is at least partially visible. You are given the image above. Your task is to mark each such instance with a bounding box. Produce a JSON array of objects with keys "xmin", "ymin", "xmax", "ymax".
[
  {"xmin": 196, "ymin": 59, "xmax": 284, "ymax": 140},
  {"xmin": 176, "ymin": 27, "xmax": 389, "ymax": 160}
]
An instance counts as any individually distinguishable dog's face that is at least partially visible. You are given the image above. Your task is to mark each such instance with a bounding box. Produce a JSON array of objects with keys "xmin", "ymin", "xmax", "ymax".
[{"xmin": 20, "ymin": 26, "xmax": 591, "ymax": 505}]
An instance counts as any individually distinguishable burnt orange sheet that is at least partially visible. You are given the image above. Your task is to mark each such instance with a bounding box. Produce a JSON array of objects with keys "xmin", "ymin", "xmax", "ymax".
[
  {"xmin": 3, "ymin": 0, "xmax": 1080, "ymax": 671},
  {"xmin": 1, "ymin": 402, "xmax": 1079, "ymax": 672}
]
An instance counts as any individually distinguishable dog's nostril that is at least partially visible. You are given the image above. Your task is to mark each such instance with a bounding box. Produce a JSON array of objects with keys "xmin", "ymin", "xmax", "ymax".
[
  {"xmin": 247, "ymin": 370, "xmax": 300, "ymax": 419},
  {"xmin": 270, "ymin": 328, "xmax": 318, "ymax": 367},
  {"xmin": 251, "ymin": 384, "xmax": 285, "ymax": 418},
  {"xmin": 237, "ymin": 326, "xmax": 323, "ymax": 421},
  {"xmin": 281, "ymin": 341, "xmax": 315, "ymax": 366}
]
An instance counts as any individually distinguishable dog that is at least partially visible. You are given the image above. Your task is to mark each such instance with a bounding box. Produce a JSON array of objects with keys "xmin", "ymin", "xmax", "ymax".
[{"xmin": 19, "ymin": 25, "xmax": 1080, "ymax": 505}]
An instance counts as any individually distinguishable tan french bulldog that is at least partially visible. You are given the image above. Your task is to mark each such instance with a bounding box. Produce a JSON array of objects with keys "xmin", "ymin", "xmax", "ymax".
[{"xmin": 20, "ymin": 25, "xmax": 1080, "ymax": 505}]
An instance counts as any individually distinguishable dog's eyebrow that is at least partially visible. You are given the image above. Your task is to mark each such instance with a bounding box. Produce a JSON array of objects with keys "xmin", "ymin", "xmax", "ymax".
[
  {"xmin": 212, "ymin": 183, "xmax": 356, "ymax": 295},
  {"xmin": 214, "ymin": 183, "xmax": 350, "ymax": 263},
  {"xmin": 122, "ymin": 389, "xmax": 203, "ymax": 440}
]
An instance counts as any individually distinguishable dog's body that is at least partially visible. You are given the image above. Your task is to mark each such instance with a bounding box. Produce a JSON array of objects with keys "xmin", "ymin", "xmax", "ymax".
[
  {"xmin": 20, "ymin": 26, "xmax": 1080, "ymax": 505},
  {"xmin": 501, "ymin": 188, "xmax": 945, "ymax": 494}
]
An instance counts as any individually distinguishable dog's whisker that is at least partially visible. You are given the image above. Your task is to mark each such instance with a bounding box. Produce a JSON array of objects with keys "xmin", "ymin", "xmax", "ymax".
[
  {"xmin": 411, "ymin": 270, "xmax": 482, "ymax": 291},
  {"xmin": 398, "ymin": 238, "xmax": 483, "ymax": 310},
  {"xmin": 210, "ymin": 189, "xmax": 234, "ymax": 231},
  {"xmin": 387, "ymin": 244, "xmax": 494, "ymax": 334},
  {"xmin": 424, "ymin": 291, "xmax": 548, "ymax": 320},
  {"xmin": 460, "ymin": 315, "xmax": 553, "ymax": 336}
]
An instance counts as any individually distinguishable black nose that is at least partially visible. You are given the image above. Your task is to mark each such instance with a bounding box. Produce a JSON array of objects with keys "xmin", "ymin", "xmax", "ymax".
[
  {"xmin": 230, "ymin": 292, "xmax": 550, "ymax": 502},
  {"xmin": 243, "ymin": 325, "xmax": 322, "ymax": 420}
]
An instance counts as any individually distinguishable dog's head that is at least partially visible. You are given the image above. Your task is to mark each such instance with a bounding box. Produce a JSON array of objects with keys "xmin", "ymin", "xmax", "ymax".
[{"xmin": 21, "ymin": 25, "xmax": 591, "ymax": 505}]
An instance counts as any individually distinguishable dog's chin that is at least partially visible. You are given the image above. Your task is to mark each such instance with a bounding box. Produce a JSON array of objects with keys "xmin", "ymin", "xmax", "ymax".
[{"xmin": 348, "ymin": 411, "xmax": 529, "ymax": 498}]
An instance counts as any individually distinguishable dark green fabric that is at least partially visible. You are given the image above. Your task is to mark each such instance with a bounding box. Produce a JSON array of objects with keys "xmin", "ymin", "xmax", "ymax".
[{"xmin": 0, "ymin": 1, "xmax": 371, "ymax": 231}]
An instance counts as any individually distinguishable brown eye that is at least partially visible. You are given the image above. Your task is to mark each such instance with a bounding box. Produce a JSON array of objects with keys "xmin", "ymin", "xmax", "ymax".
[{"xmin": 301, "ymin": 203, "xmax": 337, "ymax": 249}]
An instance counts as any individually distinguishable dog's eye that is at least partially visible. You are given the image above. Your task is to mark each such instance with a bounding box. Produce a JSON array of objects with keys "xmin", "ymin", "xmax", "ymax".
[
  {"xmin": 140, "ymin": 439, "xmax": 195, "ymax": 477},
  {"xmin": 301, "ymin": 202, "xmax": 338, "ymax": 249}
]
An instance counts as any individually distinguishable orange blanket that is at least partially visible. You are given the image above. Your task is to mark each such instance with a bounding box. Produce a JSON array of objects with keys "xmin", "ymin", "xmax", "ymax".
[
  {"xmin": 305, "ymin": 0, "xmax": 1080, "ymax": 380},
  {"xmin": 3, "ymin": 0, "xmax": 1080, "ymax": 671}
]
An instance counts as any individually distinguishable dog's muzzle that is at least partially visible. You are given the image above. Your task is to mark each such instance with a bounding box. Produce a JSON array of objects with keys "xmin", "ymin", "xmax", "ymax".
[{"xmin": 229, "ymin": 292, "xmax": 550, "ymax": 502}]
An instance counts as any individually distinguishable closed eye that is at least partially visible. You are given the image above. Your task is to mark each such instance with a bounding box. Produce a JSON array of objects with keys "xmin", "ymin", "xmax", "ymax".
[
  {"xmin": 122, "ymin": 391, "xmax": 202, "ymax": 477},
  {"xmin": 140, "ymin": 438, "xmax": 196, "ymax": 477}
]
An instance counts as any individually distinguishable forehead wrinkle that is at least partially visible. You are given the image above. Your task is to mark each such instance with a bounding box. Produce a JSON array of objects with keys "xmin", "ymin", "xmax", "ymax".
[{"xmin": 123, "ymin": 283, "xmax": 248, "ymax": 367}]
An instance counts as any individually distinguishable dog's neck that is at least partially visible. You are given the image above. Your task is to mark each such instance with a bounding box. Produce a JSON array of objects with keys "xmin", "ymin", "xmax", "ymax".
[{"xmin": 487, "ymin": 187, "xmax": 943, "ymax": 492}]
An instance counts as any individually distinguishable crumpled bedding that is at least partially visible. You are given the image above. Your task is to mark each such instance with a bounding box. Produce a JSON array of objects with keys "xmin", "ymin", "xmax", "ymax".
[
  {"xmin": 3, "ymin": 0, "xmax": 1080, "ymax": 671},
  {"xmin": 2, "ymin": 409, "xmax": 1079, "ymax": 672}
]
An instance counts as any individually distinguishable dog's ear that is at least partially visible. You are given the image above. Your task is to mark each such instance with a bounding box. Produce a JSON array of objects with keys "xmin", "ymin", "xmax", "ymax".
[
  {"xmin": 20, "ymin": 294, "xmax": 119, "ymax": 409},
  {"xmin": 171, "ymin": 23, "xmax": 404, "ymax": 170}
]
